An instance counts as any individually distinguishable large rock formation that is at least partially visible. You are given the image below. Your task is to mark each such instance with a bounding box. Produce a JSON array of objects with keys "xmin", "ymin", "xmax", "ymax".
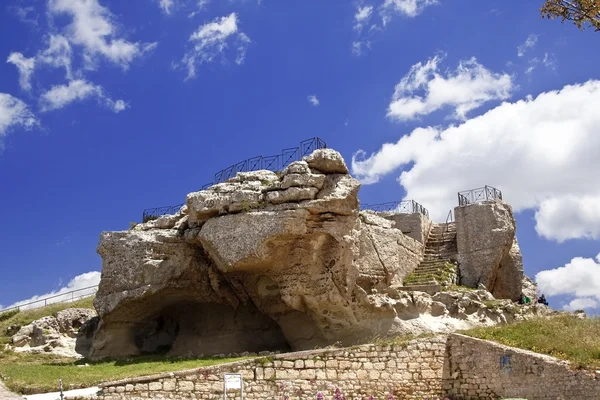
[
  {"xmin": 89, "ymin": 148, "xmax": 542, "ymax": 360},
  {"xmin": 455, "ymin": 201, "xmax": 524, "ymax": 301}
]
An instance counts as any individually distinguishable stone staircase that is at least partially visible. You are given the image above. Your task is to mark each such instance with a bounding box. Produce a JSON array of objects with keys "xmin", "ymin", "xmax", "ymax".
[{"xmin": 402, "ymin": 222, "xmax": 458, "ymax": 294}]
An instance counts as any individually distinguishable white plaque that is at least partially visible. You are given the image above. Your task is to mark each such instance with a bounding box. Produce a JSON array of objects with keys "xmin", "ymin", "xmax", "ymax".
[{"xmin": 224, "ymin": 374, "xmax": 242, "ymax": 390}]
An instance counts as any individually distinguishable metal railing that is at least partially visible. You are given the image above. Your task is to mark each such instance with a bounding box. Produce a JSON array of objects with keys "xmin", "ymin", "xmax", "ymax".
[
  {"xmin": 457, "ymin": 185, "xmax": 503, "ymax": 206},
  {"xmin": 439, "ymin": 209, "xmax": 455, "ymax": 252},
  {"xmin": 143, "ymin": 203, "xmax": 185, "ymax": 223},
  {"xmin": 0, "ymin": 285, "xmax": 99, "ymax": 313},
  {"xmin": 141, "ymin": 137, "xmax": 327, "ymax": 222},
  {"xmin": 361, "ymin": 200, "xmax": 429, "ymax": 218}
]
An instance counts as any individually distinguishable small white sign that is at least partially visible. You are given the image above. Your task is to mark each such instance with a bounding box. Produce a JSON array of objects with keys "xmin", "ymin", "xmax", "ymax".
[{"xmin": 224, "ymin": 374, "xmax": 242, "ymax": 390}]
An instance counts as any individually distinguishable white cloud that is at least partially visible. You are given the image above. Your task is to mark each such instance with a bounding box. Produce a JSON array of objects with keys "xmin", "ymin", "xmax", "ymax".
[
  {"xmin": 48, "ymin": 0, "xmax": 157, "ymax": 69},
  {"xmin": 7, "ymin": 35, "xmax": 74, "ymax": 92},
  {"xmin": 307, "ymin": 95, "xmax": 320, "ymax": 106},
  {"xmin": 7, "ymin": 53, "xmax": 36, "ymax": 91},
  {"xmin": 518, "ymin": 34, "xmax": 538, "ymax": 57},
  {"xmin": 159, "ymin": 0, "xmax": 176, "ymax": 14},
  {"xmin": 536, "ymin": 254, "xmax": 600, "ymax": 311},
  {"xmin": 0, "ymin": 271, "xmax": 100, "ymax": 312},
  {"xmin": 182, "ymin": 13, "xmax": 250, "ymax": 79},
  {"xmin": 352, "ymin": 80, "xmax": 600, "ymax": 242},
  {"xmin": 387, "ymin": 55, "xmax": 514, "ymax": 121},
  {"xmin": 188, "ymin": 0, "xmax": 211, "ymax": 18},
  {"xmin": 352, "ymin": 40, "xmax": 371, "ymax": 56},
  {"xmin": 0, "ymin": 93, "xmax": 38, "ymax": 142},
  {"xmin": 38, "ymin": 34, "xmax": 74, "ymax": 79},
  {"xmin": 381, "ymin": 0, "xmax": 438, "ymax": 21},
  {"xmin": 40, "ymin": 79, "xmax": 127, "ymax": 113},
  {"xmin": 354, "ymin": 5, "xmax": 374, "ymax": 31},
  {"xmin": 563, "ymin": 297, "xmax": 598, "ymax": 312},
  {"xmin": 10, "ymin": 5, "xmax": 39, "ymax": 26},
  {"xmin": 543, "ymin": 52, "xmax": 557, "ymax": 70}
]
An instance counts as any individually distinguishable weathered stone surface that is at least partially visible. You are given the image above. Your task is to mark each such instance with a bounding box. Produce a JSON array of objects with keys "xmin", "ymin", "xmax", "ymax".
[
  {"xmin": 304, "ymin": 149, "xmax": 349, "ymax": 174},
  {"xmin": 521, "ymin": 275, "xmax": 538, "ymax": 301},
  {"xmin": 455, "ymin": 201, "xmax": 524, "ymax": 301},
  {"xmin": 90, "ymin": 148, "xmax": 547, "ymax": 360},
  {"xmin": 10, "ymin": 308, "xmax": 97, "ymax": 358}
]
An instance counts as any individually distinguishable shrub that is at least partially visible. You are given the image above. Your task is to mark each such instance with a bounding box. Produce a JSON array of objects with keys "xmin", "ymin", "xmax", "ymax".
[{"xmin": 0, "ymin": 309, "xmax": 19, "ymax": 322}]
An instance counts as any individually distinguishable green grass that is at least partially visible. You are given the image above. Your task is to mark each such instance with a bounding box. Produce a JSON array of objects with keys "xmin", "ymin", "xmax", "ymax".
[
  {"xmin": 461, "ymin": 315, "xmax": 600, "ymax": 370},
  {"xmin": 0, "ymin": 297, "xmax": 247, "ymax": 394},
  {"xmin": 0, "ymin": 351, "xmax": 247, "ymax": 394}
]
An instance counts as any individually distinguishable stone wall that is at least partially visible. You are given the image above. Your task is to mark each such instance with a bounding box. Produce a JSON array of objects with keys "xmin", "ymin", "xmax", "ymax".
[
  {"xmin": 382, "ymin": 213, "xmax": 431, "ymax": 244},
  {"xmin": 93, "ymin": 337, "xmax": 447, "ymax": 400},
  {"xmin": 443, "ymin": 334, "xmax": 600, "ymax": 400},
  {"xmin": 85, "ymin": 333, "xmax": 600, "ymax": 400}
]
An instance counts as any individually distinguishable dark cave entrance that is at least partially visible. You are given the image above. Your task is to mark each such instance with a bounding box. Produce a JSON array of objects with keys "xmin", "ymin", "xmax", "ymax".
[{"xmin": 131, "ymin": 300, "xmax": 290, "ymax": 357}]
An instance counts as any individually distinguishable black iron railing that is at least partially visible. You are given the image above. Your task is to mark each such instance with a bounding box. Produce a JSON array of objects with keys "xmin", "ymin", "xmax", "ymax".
[
  {"xmin": 457, "ymin": 185, "xmax": 503, "ymax": 206},
  {"xmin": 143, "ymin": 203, "xmax": 185, "ymax": 223},
  {"xmin": 361, "ymin": 200, "xmax": 429, "ymax": 218},
  {"xmin": 142, "ymin": 137, "xmax": 327, "ymax": 221}
]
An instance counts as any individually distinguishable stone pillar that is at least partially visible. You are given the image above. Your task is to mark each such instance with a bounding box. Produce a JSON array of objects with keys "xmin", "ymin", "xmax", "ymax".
[
  {"xmin": 384, "ymin": 212, "xmax": 432, "ymax": 244},
  {"xmin": 454, "ymin": 200, "xmax": 524, "ymax": 301}
]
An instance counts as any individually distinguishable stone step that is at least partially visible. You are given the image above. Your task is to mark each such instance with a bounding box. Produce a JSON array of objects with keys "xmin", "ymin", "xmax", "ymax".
[{"xmin": 398, "ymin": 284, "xmax": 441, "ymax": 295}]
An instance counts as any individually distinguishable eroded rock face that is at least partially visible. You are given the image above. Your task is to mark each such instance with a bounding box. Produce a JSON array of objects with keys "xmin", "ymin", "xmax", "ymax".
[
  {"xmin": 455, "ymin": 201, "xmax": 524, "ymax": 301},
  {"xmin": 10, "ymin": 308, "xmax": 97, "ymax": 358},
  {"xmin": 90, "ymin": 149, "xmax": 538, "ymax": 360},
  {"xmin": 91, "ymin": 149, "xmax": 433, "ymax": 358}
]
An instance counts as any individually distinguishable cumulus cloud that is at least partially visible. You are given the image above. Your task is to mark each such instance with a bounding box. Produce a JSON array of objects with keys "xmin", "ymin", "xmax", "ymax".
[
  {"xmin": 6, "ymin": 53, "xmax": 36, "ymax": 91},
  {"xmin": 38, "ymin": 34, "xmax": 74, "ymax": 79},
  {"xmin": 354, "ymin": 4, "xmax": 374, "ymax": 31},
  {"xmin": 381, "ymin": 0, "xmax": 438, "ymax": 21},
  {"xmin": 0, "ymin": 93, "xmax": 38, "ymax": 143},
  {"xmin": 518, "ymin": 34, "xmax": 538, "ymax": 57},
  {"xmin": 7, "ymin": 35, "xmax": 74, "ymax": 92},
  {"xmin": 307, "ymin": 95, "xmax": 320, "ymax": 106},
  {"xmin": 40, "ymin": 79, "xmax": 128, "ymax": 113},
  {"xmin": 181, "ymin": 13, "xmax": 250, "ymax": 79},
  {"xmin": 48, "ymin": 0, "xmax": 157, "ymax": 69},
  {"xmin": 536, "ymin": 254, "xmax": 600, "ymax": 311},
  {"xmin": 352, "ymin": 80, "xmax": 600, "ymax": 241},
  {"xmin": 387, "ymin": 55, "xmax": 514, "ymax": 121},
  {"xmin": 563, "ymin": 297, "xmax": 598, "ymax": 312},
  {"xmin": 0, "ymin": 271, "xmax": 100, "ymax": 311}
]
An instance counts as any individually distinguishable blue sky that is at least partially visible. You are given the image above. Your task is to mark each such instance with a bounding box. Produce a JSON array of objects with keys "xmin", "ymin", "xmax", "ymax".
[{"xmin": 1, "ymin": 0, "xmax": 599, "ymax": 313}]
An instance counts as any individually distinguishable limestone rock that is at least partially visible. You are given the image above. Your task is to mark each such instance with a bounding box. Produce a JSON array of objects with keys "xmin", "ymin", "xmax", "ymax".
[
  {"xmin": 283, "ymin": 161, "xmax": 311, "ymax": 175},
  {"xmin": 521, "ymin": 275, "xmax": 538, "ymax": 301},
  {"xmin": 9, "ymin": 308, "xmax": 97, "ymax": 358},
  {"xmin": 304, "ymin": 149, "xmax": 349, "ymax": 174},
  {"xmin": 90, "ymin": 147, "xmax": 548, "ymax": 360},
  {"xmin": 455, "ymin": 201, "xmax": 524, "ymax": 301}
]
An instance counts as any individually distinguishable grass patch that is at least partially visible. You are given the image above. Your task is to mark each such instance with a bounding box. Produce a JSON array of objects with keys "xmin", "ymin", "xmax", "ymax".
[
  {"xmin": 372, "ymin": 332, "xmax": 435, "ymax": 348},
  {"xmin": 461, "ymin": 315, "xmax": 600, "ymax": 370},
  {"xmin": 0, "ymin": 351, "xmax": 248, "ymax": 394},
  {"xmin": 0, "ymin": 297, "xmax": 250, "ymax": 394}
]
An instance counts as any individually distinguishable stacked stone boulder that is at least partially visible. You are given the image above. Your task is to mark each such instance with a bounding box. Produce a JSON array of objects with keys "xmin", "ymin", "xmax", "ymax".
[{"xmin": 89, "ymin": 148, "xmax": 546, "ymax": 360}]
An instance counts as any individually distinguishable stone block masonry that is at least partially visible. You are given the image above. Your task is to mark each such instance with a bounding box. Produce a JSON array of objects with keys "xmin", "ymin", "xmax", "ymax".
[
  {"xmin": 92, "ymin": 337, "xmax": 448, "ymax": 400},
  {"xmin": 443, "ymin": 334, "xmax": 600, "ymax": 400},
  {"xmin": 83, "ymin": 333, "xmax": 600, "ymax": 400}
]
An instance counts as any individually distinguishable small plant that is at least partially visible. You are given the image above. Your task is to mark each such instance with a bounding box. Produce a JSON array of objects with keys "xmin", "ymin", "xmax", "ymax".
[
  {"xmin": 129, "ymin": 222, "xmax": 138, "ymax": 230},
  {"xmin": 255, "ymin": 356, "xmax": 273, "ymax": 365},
  {"xmin": 0, "ymin": 309, "xmax": 19, "ymax": 322}
]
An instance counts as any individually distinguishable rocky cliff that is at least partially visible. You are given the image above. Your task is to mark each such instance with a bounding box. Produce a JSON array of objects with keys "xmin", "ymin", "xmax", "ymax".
[{"xmin": 89, "ymin": 148, "xmax": 543, "ymax": 360}]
